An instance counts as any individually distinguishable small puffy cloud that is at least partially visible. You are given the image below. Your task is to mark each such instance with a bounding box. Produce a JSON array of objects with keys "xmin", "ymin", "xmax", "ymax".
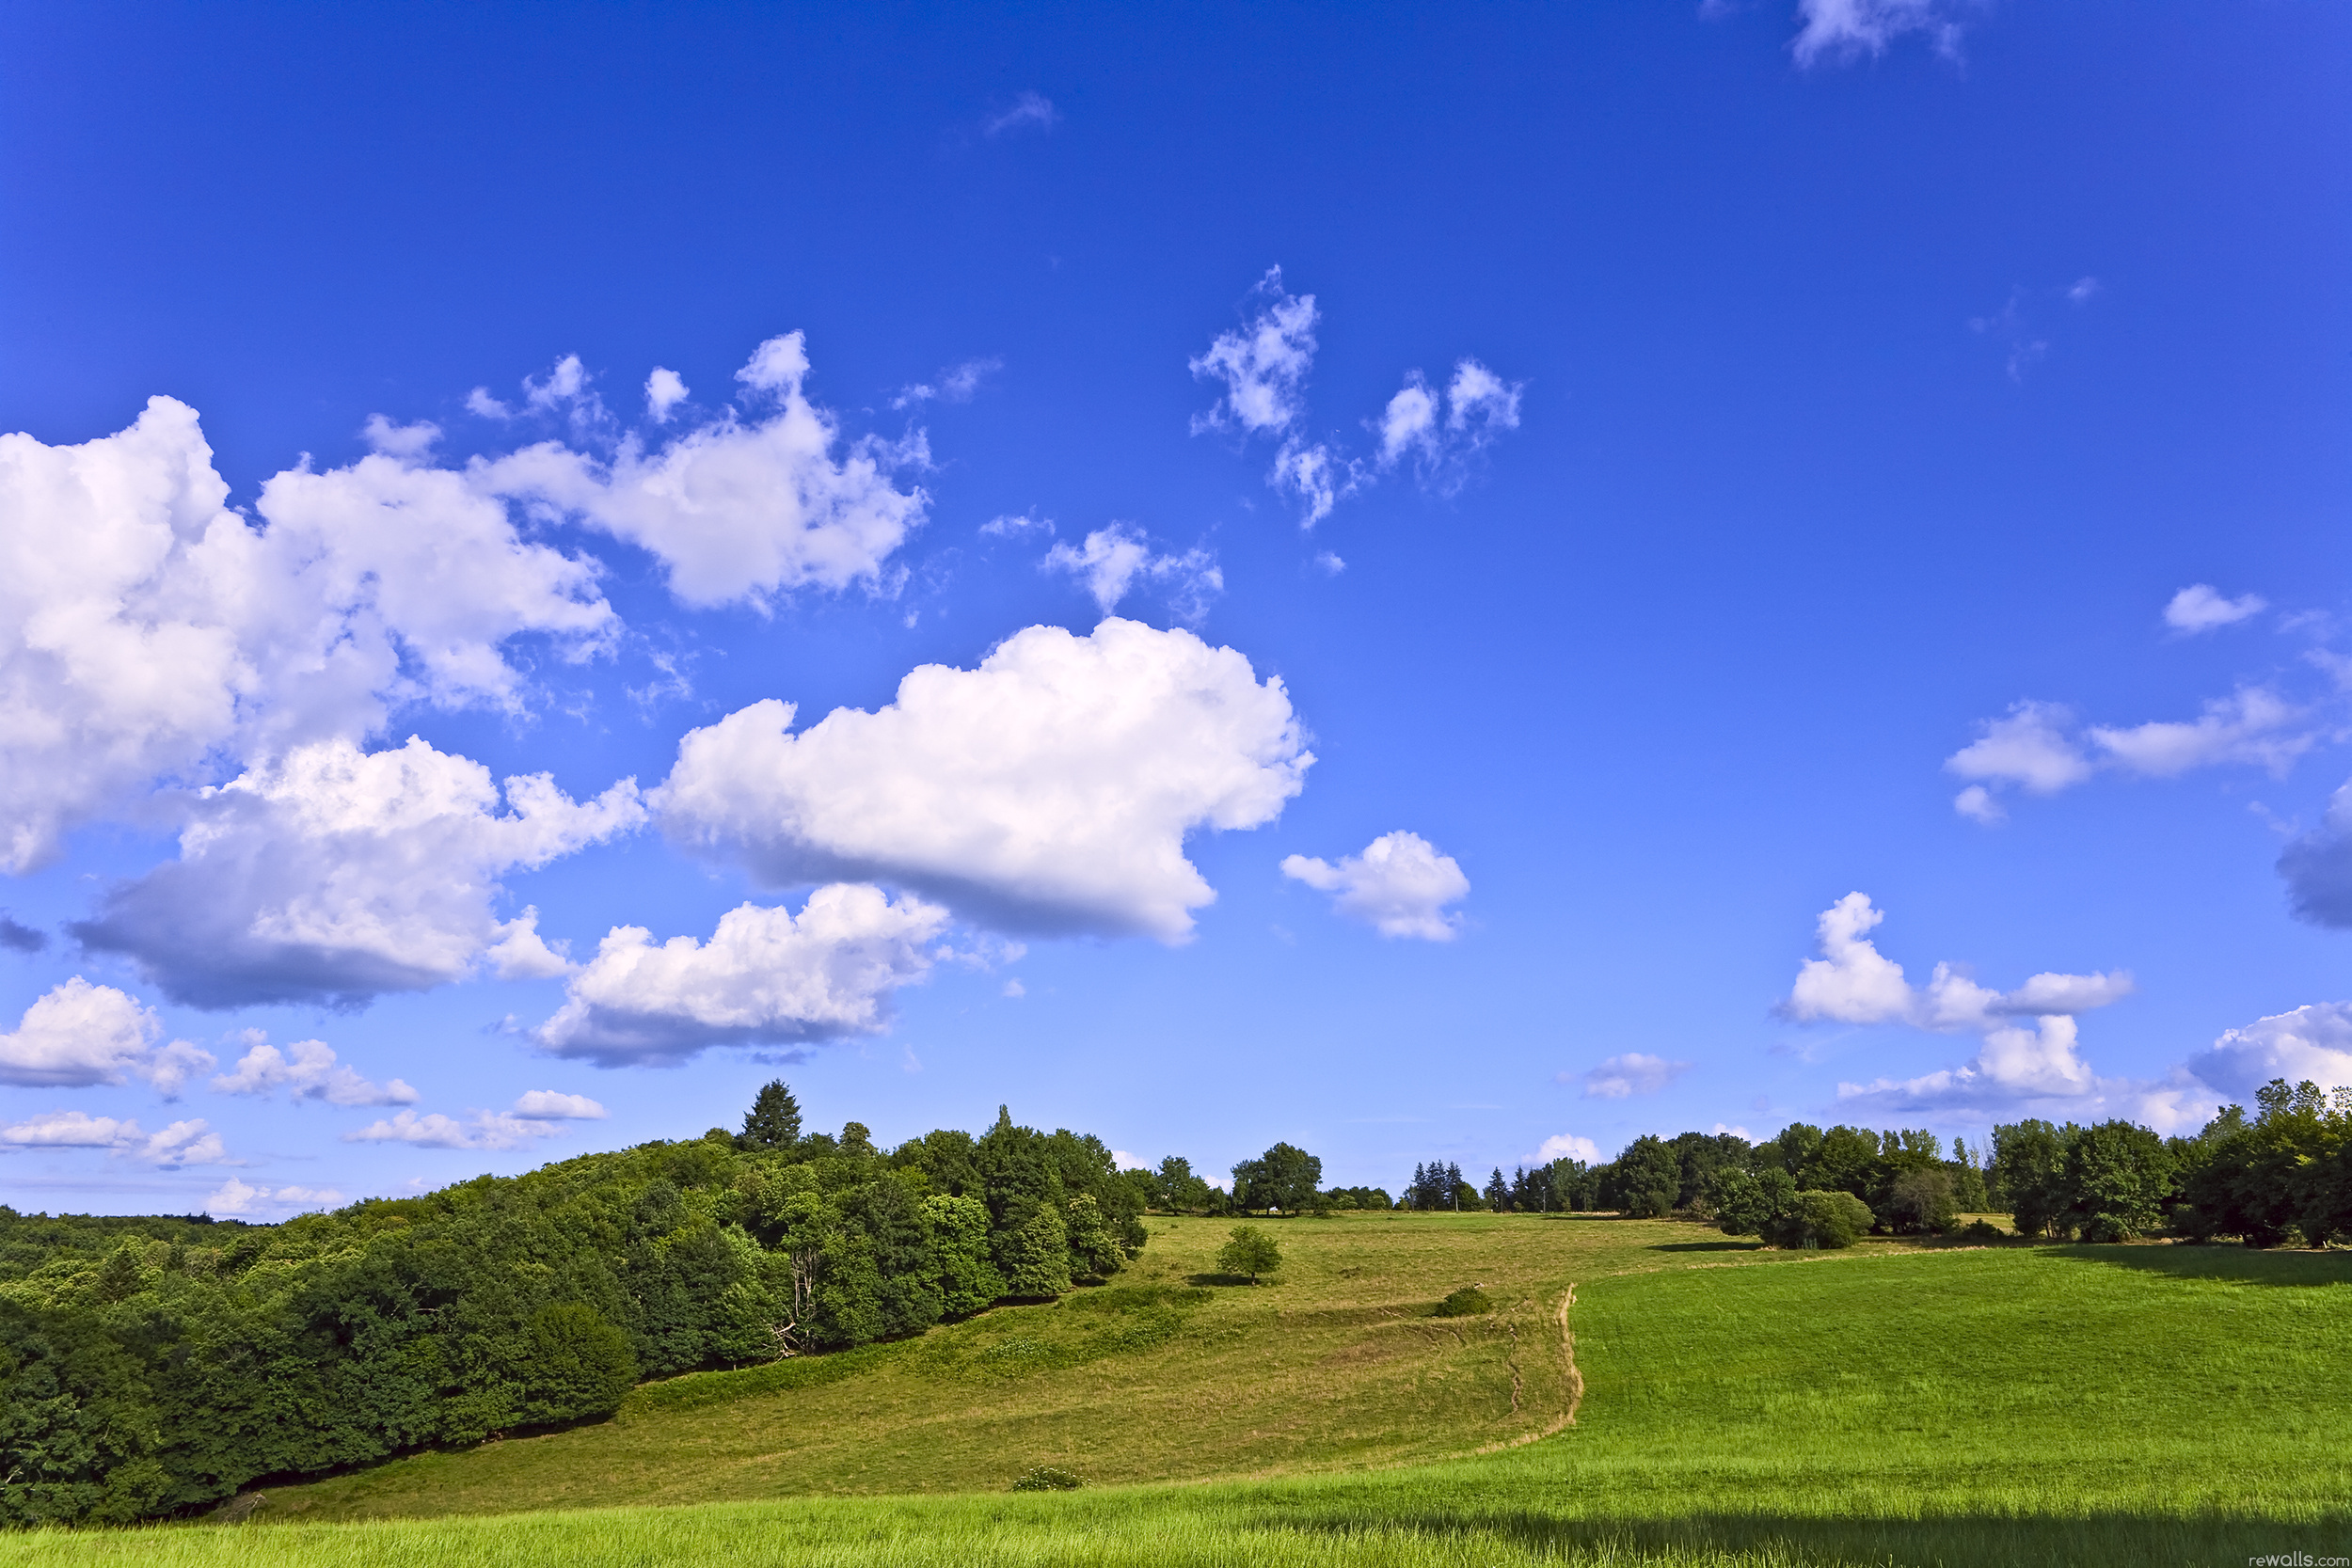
[
  {"xmin": 980, "ymin": 511, "xmax": 1053, "ymax": 539},
  {"xmin": 1781, "ymin": 893, "xmax": 1915, "ymax": 1025},
  {"xmin": 1378, "ymin": 378, "xmax": 1440, "ymax": 466},
  {"xmin": 645, "ymin": 368, "xmax": 690, "ymax": 422},
  {"xmin": 2185, "ymin": 1003, "xmax": 2352, "ymax": 1101},
  {"xmin": 1947, "ymin": 701, "xmax": 2092, "ymax": 796},
  {"xmin": 465, "ymin": 387, "xmax": 514, "ymax": 420},
  {"xmin": 1374, "ymin": 360, "xmax": 1523, "ymax": 486},
  {"xmin": 0, "ymin": 398, "xmax": 615, "ymax": 872},
  {"xmin": 1280, "ymin": 831, "xmax": 1469, "ymax": 941},
  {"xmin": 511, "ymin": 1089, "xmax": 608, "ymax": 1119},
  {"xmin": 1953, "ymin": 784, "xmax": 2005, "ymax": 825},
  {"xmin": 0, "ymin": 915, "xmax": 46, "ymax": 953},
  {"xmin": 656, "ymin": 620, "xmax": 1311, "ymax": 941},
  {"xmin": 343, "ymin": 1108, "xmax": 566, "ymax": 1151},
  {"xmin": 1572, "ymin": 1053, "xmax": 1691, "ymax": 1100},
  {"xmin": 1042, "ymin": 524, "xmax": 1222, "ymax": 620},
  {"xmin": 1002, "ymin": 978, "xmax": 1025, "ymax": 999},
  {"xmin": 984, "ymin": 91, "xmax": 1058, "ymax": 136},
  {"xmin": 2090, "ymin": 688, "xmax": 2308, "ymax": 778},
  {"xmin": 74, "ymin": 736, "xmax": 643, "ymax": 1008},
  {"xmin": 479, "ymin": 332, "xmax": 929, "ymax": 610},
  {"xmin": 361, "ymin": 416, "xmax": 440, "ymax": 462},
  {"xmin": 1446, "ymin": 360, "xmax": 1523, "ymax": 447},
  {"xmin": 205, "ymin": 1177, "xmax": 343, "ymax": 1216},
  {"xmin": 533, "ymin": 886, "xmax": 948, "ymax": 1067},
  {"xmin": 0, "ymin": 1109, "xmax": 230, "ymax": 1167},
  {"xmin": 0, "ymin": 977, "xmax": 215, "ymax": 1094},
  {"xmin": 2067, "ymin": 277, "xmax": 2102, "ymax": 305},
  {"xmin": 1190, "ymin": 268, "xmax": 1318, "ymax": 437},
  {"xmin": 1790, "ymin": 0, "xmax": 1968, "ymax": 68},
  {"xmin": 1535, "ymin": 1132, "xmax": 1601, "ymax": 1164},
  {"xmin": 210, "ymin": 1034, "xmax": 416, "ymax": 1106},
  {"xmin": 1111, "ymin": 1149, "xmax": 1146, "ymax": 1171}
]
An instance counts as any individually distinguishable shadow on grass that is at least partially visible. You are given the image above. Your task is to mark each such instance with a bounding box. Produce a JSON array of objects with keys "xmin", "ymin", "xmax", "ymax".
[
  {"xmin": 1265, "ymin": 1503, "xmax": 2350, "ymax": 1567},
  {"xmin": 1184, "ymin": 1273, "xmax": 1266, "ymax": 1288},
  {"xmin": 2042, "ymin": 1243, "xmax": 2352, "ymax": 1289},
  {"xmin": 1646, "ymin": 1241, "xmax": 1766, "ymax": 1254}
]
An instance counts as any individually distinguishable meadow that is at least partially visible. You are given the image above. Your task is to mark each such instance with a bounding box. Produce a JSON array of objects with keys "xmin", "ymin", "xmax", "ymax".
[{"xmin": 7, "ymin": 1212, "xmax": 2346, "ymax": 1566}]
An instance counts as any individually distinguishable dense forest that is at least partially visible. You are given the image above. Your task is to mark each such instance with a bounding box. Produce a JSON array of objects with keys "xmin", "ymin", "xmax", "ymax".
[
  {"xmin": 0, "ymin": 1087, "xmax": 1141, "ymax": 1526},
  {"xmin": 5, "ymin": 1074, "xmax": 2344, "ymax": 1526}
]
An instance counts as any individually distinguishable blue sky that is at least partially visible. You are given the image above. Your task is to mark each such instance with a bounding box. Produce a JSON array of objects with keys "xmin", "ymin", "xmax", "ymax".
[{"xmin": 1, "ymin": 1, "xmax": 2346, "ymax": 1216}]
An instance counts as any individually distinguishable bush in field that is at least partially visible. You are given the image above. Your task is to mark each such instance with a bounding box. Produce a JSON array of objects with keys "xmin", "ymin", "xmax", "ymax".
[
  {"xmin": 1216, "ymin": 1225, "xmax": 1281, "ymax": 1283},
  {"xmin": 1768, "ymin": 1190, "xmax": 1872, "ymax": 1249},
  {"xmin": 1433, "ymin": 1285, "xmax": 1493, "ymax": 1317},
  {"xmin": 1010, "ymin": 1465, "xmax": 1084, "ymax": 1491}
]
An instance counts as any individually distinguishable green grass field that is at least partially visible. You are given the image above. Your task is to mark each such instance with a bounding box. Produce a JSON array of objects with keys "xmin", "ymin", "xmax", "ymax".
[{"xmin": 8, "ymin": 1213, "xmax": 2348, "ymax": 1566}]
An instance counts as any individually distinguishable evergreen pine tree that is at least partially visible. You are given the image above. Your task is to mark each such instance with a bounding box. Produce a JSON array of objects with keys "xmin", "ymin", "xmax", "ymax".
[
  {"xmin": 739, "ymin": 1080, "xmax": 803, "ymax": 1151},
  {"xmin": 1445, "ymin": 1160, "xmax": 1464, "ymax": 1210}
]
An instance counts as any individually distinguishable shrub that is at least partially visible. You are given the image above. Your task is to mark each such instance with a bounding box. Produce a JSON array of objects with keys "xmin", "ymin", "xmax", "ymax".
[
  {"xmin": 1957, "ymin": 1218, "xmax": 2005, "ymax": 1243},
  {"xmin": 1768, "ymin": 1190, "xmax": 1872, "ymax": 1250},
  {"xmin": 1885, "ymin": 1168, "xmax": 1958, "ymax": 1235},
  {"xmin": 1010, "ymin": 1466, "xmax": 1084, "ymax": 1492},
  {"xmin": 1216, "ymin": 1225, "xmax": 1281, "ymax": 1283},
  {"xmin": 1433, "ymin": 1285, "xmax": 1492, "ymax": 1317}
]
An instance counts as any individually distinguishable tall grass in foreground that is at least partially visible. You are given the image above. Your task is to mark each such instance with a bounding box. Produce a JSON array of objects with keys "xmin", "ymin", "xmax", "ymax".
[{"xmin": 2, "ymin": 1487, "xmax": 2342, "ymax": 1568}]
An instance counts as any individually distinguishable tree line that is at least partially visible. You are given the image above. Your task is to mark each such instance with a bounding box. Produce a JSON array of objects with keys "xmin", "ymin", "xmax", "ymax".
[
  {"xmin": 1145, "ymin": 1077, "xmax": 2349, "ymax": 1251},
  {"xmin": 0, "ymin": 1085, "xmax": 1143, "ymax": 1527}
]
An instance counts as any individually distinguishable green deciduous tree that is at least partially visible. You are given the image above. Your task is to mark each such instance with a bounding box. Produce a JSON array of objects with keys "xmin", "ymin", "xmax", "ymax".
[
  {"xmin": 1232, "ymin": 1143, "xmax": 1323, "ymax": 1214},
  {"xmin": 1216, "ymin": 1225, "xmax": 1281, "ymax": 1283}
]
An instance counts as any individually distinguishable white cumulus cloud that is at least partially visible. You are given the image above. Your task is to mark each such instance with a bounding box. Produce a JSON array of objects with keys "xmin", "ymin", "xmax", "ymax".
[
  {"xmin": 1785, "ymin": 894, "xmax": 2145, "ymax": 1117},
  {"xmin": 0, "ymin": 1108, "xmax": 230, "ymax": 1166},
  {"xmin": 1042, "ymin": 524, "xmax": 1221, "ymax": 620},
  {"xmin": 534, "ymin": 886, "xmax": 947, "ymax": 1067},
  {"xmin": 204, "ymin": 1177, "xmax": 344, "ymax": 1216},
  {"xmin": 511, "ymin": 1089, "xmax": 608, "ymax": 1119},
  {"xmin": 0, "ymin": 397, "xmax": 615, "ymax": 872},
  {"xmin": 478, "ymin": 332, "xmax": 928, "ymax": 610},
  {"xmin": 209, "ymin": 1033, "xmax": 416, "ymax": 1106},
  {"xmin": 644, "ymin": 367, "xmax": 690, "ymax": 422},
  {"xmin": 342, "ymin": 1108, "xmax": 568, "ymax": 1151},
  {"xmin": 1535, "ymin": 1132, "xmax": 1601, "ymax": 1164},
  {"xmin": 1280, "ymin": 831, "xmax": 1469, "ymax": 941},
  {"xmin": 656, "ymin": 620, "xmax": 1311, "ymax": 942},
  {"xmin": 74, "ymin": 736, "xmax": 643, "ymax": 1008},
  {"xmin": 2164, "ymin": 584, "xmax": 2267, "ymax": 634},
  {"xmin": 2185, "ymin": 1003, "xmax": 2352, "ymax": 1101},
  {"xmin": 0, "ymin": 977, "xmax": 214, "ymax": 1094}
]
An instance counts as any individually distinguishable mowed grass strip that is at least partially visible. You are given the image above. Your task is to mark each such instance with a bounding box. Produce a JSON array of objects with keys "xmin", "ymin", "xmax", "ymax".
[{"xmin": 43, "ymin": 1216, "xmax": 2346, "ymax": 1566}]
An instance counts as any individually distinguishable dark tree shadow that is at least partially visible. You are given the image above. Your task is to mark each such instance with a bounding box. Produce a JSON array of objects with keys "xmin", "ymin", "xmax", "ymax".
[
  {"xmin": 2042, "ymin": 1243, "xmax": 2352, "ymax": 1289},
  {"xmin": 1645, "ymin": 1240, "xmax": 1766, "ymax": 1253}
]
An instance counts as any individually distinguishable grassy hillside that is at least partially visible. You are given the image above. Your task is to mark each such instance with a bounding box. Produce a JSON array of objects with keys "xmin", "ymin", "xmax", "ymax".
[{"xmin": 12, "ymin": 1213, "xmax": 2347, "ymax": 1564}]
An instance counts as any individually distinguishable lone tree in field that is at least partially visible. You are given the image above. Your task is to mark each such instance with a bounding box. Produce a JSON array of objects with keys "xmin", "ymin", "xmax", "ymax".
[
  {"xmin": 738, "ymin": 1080, "xmax": 803, "ymax": 1151},
  {"xmin": 1217, "ymin": 1225, "xmax": 1282, "ymax": 1283}
]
